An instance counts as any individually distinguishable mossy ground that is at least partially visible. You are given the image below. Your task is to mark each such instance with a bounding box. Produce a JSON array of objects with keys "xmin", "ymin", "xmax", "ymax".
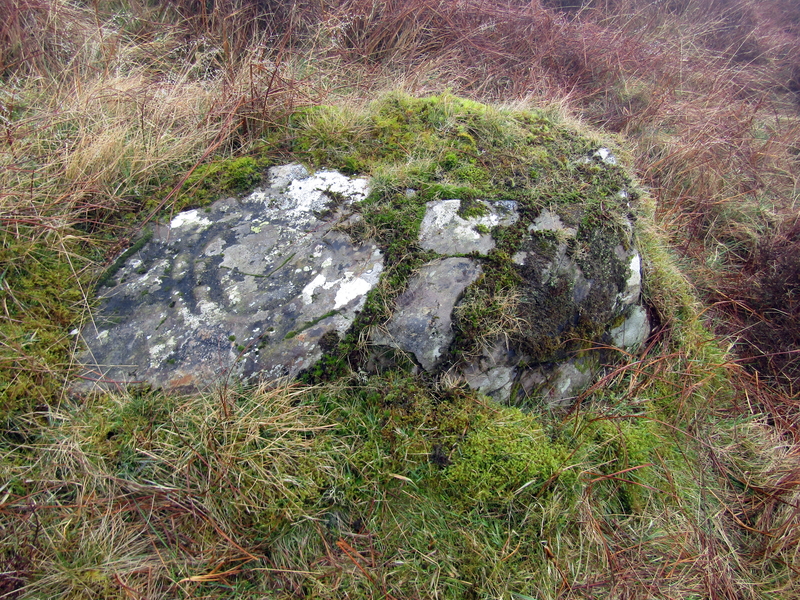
[
  {"xmin": 1, "ymin": 372, "xmax": 705, "ymax": 599},
  {"xmin": 4, "ymin": 0, "xmax": 800, "ymax": 595}
]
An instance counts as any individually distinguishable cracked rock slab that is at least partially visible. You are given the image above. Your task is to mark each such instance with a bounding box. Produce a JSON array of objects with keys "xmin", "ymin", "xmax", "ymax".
[
  {"xmin": 372, "ymin": 257, "xmax": 482, "ymax": 371},
  {"xmin": 74, "ymin": 165, "xmax": 382, "ymax": 393}
]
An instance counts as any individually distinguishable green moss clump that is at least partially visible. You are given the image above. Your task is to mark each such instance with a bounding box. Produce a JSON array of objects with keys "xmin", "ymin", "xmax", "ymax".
[
  {"xmin": 580, "ymin": 413, "xmax": 689, "ymax": 514},
  {"xmin": 167, "ymin": 155, "xmax": 266, "ymax": 213},
  {"xmin": 289, "ymin": 92, "xmax": 594, "ymax": 207},
  {"xmin": 0, "ymin": 235, "xmax": 87, "ymax": 420},
  {"xmin": 457, "ymin": 197, "xmax": 490, "ymax": 219},
  {"xmin": 445, "ymin": 407, "xmax": 572, "ymax": 508}
]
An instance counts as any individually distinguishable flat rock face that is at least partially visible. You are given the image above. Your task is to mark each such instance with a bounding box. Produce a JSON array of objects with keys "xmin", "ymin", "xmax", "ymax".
[
  {"xmin": 75, "ymin": 165, "xmax": 382, "ymax": 393},
  {"xmin": 372, "ymin": 258, "xmax": 482, "ymax": 371},
  {"xmin": 418, "ymin": 199, "xmax": 519, "ymax": 255}
]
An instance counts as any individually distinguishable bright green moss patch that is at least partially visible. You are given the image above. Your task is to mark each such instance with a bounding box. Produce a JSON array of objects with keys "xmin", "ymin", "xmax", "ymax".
[
  {"xmin": 457, "ymin": 197, "xmax": 490, "ymax": 219},
  {"xmin": 0, "ymin": 234, "xmax": 87, "ymax": 420},
  {"xmin": 163, "ymin": 155, "xmax": 267, "ymax": 213},
  {"xmin": 287, "ymin": 92, "xmax": 611, "ymax": 211},
  {"xmin": 445, "ymin": 407, "xmax": 572, "ymax": 508}
]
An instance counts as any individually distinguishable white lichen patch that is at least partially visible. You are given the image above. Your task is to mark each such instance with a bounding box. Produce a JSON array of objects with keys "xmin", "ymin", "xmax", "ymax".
[
  {"xmin": 617, "ymin": 252, "xmax": 642, "ymax": 305},
  {"xmin": 421, "ymin": 200, "xmax": 464, "ymax": 231},
  {"xmin": 267, "ymin": 163, "xmax": 310, "ymax": 191},
  {"xmin": 334, "ymin": 260, "xmax": 383, "ymax": 309},
  {"xmin": 170, "ymin": 209, "xmax": 212, "ymax": 231},
  {"xmin": 595, "ymin": 147, "xmax": 617, "ymax": 165},
  {"xmin": 227, "ymin": 275, "xmax": 258, "ymax": 308},
  {"xmin": 286, "ymin": 170, "xmax": 369, "ymax": 219},
  {"xmin": 610, "ymin": 305, "xmax": 649, "ymax": 350},
  {"xmin": 628, "ymin": 253, "xmax": 642, "ymax": 288},
  {"xmin": 171, "ymin": 255, "xmax": 191, "ymax": 280},
  {"xmin": 120, "ymin": 258, "xmax": 169, "ymax": 293},
  {"xmin": 291, "ymin": 170, "xmax": 369, "ymax": 202},
  {"xmin": 301, "ymin": 273, "xmax": 327, "ymax": 305},
  {"xmin": 178, "ymin": 300, "xmax": 224, "ymax": 329},
  {"xmin": 227, "ymin": 284, "xmax": 242, "ymax": 305},
  {"xmin": 148, "ymin": 336, "xmax": 176, "ymax": 368},
  {"xmin": 300, "ymin": 248, "xmax": 383, "ymax": 310}
]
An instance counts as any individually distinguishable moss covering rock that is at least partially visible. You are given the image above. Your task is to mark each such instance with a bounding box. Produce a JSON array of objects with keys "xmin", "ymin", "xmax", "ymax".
[{"xmin": 75, "ymin": 93, "xmax": 649, "ymax": 406}]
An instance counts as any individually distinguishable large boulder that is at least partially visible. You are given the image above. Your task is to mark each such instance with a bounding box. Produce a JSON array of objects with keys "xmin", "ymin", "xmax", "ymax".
[{"xmin": 76, "ymin": 159, "xmax": 648, "ymax": 405}]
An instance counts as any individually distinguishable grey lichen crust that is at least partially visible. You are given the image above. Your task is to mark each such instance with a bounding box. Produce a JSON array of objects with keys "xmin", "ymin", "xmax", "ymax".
[
  {"xmin": 418, "ymin": 199, "xmax": 518, "ymax": 255},
  {"xmin": 76, "ymin": 165, "xmax": 382, "ymax": 393}
]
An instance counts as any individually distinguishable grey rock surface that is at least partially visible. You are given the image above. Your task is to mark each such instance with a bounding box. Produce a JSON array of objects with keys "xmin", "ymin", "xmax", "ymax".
[
  {"xmin": 76, "ymin": 165, "xmax": 381, "ymax": 393},
  {"xmin": 372, "ymin": 257, "xmax": 482, "ymax": 371},
  {"xmin": 518, "ymin": 357, "xmax": 598, "ymax": 406},
  {"xmin": 610, "ymin": 304, "xmax": 650, "ymax": 350},
  {"xmin": 460, "ymin": 342, "xmax": 521, "ymax": 399}
]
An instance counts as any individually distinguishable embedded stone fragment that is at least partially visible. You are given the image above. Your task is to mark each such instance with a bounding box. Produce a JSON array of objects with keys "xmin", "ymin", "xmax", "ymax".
[
  {"xmin": 460, "ymin": 341, "xmax": 521, "ymax": 399},
  {"xmin": 418, "ymin": 199, "xmax": 518, "ymax": 256},
  {"xmin": 372, "ymin": 257, "xmax": 482, "ymax": 371},
  {"xmin": 528, "ymin": 208, "xmax": 577, "ymax": 237},
  {"xmin": 610, "ymin": 305, "xmax": 650, "ymax": 350},
  {"xmin": 518, "ymin": 357, "xmax": 598, "ymax": 406}
]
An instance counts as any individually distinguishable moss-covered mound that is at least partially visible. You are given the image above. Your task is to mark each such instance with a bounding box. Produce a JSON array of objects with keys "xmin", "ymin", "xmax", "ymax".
[
  {"xmin": 2, "ymin": 92, "xmax": 742, "ymax": 600},
  {"xmin": 285, "ymin": 93, "xmax": 647, "ymax": 402}
]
